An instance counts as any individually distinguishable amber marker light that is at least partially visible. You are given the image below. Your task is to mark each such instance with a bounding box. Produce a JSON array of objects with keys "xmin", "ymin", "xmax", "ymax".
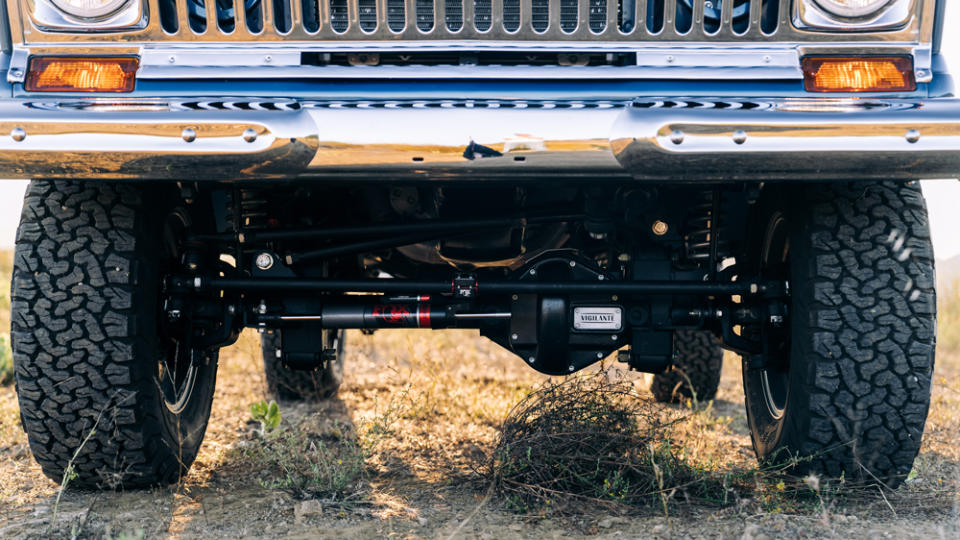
[
  {"xmin": 802, "ymin": 56, "xmax": 916, "ymax": 93},
  {"xmin": 25, "ymin": 57, "xmax": 138, "ymax": 93}
]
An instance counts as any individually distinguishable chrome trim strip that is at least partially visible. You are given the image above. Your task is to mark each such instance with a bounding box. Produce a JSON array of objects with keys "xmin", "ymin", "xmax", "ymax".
[
  {"xmin": 611, "ymin": 98, "xmax": 960, "ymax": 181},
  {"xmin": 137, "ymin": 43, "xmax": 806, "ymax": 80}
]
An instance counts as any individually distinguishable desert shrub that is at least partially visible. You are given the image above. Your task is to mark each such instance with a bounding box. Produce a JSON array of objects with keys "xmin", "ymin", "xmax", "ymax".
[
  {"xmin": 240, "ymin": 420, "xmax": 368, "ymax": 501},
  {"xmin": 488, "ymin": 374, "xmax": 725, "ymax": 514}
]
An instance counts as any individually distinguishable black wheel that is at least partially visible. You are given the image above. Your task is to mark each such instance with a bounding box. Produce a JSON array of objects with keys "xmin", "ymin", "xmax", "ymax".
[
  {"xmin": 11, "ymin": 181, "xmax": 219, "ymax": 488},
  {"xmin": 651, "ymin": 330, "xmax": 723, "ymax": 403},
  {"xmin": 743, "ymin": 182, "xmax": 935, "ymax": 488},
  {"xmin": 262, "ymin": 329, "xmax": 345, "ymax": 400}
]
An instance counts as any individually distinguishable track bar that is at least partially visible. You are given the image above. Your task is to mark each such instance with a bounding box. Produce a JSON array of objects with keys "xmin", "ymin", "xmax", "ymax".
[{"xmin": 186, "ymin": 277, "xmax": 765, "ymax": 296}]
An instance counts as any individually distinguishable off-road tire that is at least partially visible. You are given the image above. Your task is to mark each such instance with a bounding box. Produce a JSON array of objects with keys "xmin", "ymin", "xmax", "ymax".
[
  {"xmin": 11, "ymin": 181, "xmax": 218, "ymax": 488},
  {"xmin": 262, "ymin": 329, "xmax": 345, "ymax": 400},
  {"xmin": 651, "ymin": 330, "xmax": 723, "ymax": 403},
  {"xmin": 743, "ymin": 181, "xmax": 935, "ymax": 488}
]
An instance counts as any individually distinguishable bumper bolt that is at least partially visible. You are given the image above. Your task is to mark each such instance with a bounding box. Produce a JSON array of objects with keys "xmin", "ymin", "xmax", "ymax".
[
  {"xmin": 906, "ymin": 129, "xmax": 920, "ymax": 144},
  {"xmin": 669, "ymin": 130, "xmax": 685, "ymax": 145},
  {"xmin": 255, "ymin": 252, "xmax": 274, "ymax": 271},
  {"xmin": 243, "ymin": 128, "xmax": 258, "ymax": 143},
  {"xmin": 181, "ymin": 128, "xmax": 197, "ymax": 143},
  {"xmin": 11, "ymin": 128, "xmax": 26, "ymax": 142},
  {"xmin": 733, "ymin": 130, "xmax": 748, "ymax": 145}
]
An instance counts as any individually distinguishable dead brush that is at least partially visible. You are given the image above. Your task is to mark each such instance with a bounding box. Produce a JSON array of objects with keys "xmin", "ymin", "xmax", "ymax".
[{"xmin": 487, "ymin": 372, "xmax": 725, "ymax": 515}]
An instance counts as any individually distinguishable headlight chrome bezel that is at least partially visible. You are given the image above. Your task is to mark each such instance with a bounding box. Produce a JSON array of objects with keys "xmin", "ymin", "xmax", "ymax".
[
  {"xmin": 29, "ymin": 0, "xmax": 145, "ymax": 31},
  {"xmin": 814, "ymin": 0, "xmax": 891, "ymax": 18},
  {"xmin": 49, "ymin": 0, "xmax": 132, "ymax": 20},
  {"xmin": 796, "ymin": 0, "xmax": 913, "ymax": 31}
]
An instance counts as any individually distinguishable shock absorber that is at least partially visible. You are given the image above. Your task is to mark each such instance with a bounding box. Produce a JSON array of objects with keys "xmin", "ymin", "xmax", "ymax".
[{"xmin": 254, "ymin": 299, "xmax": 511, "ymax": 329}]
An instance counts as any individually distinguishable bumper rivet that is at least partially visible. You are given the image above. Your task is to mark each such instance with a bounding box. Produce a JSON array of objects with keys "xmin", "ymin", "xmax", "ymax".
[
  {"xmin": 670, "ymin": 130, "xmax": 685, "ymax": 145},
  {"xmin": 243, "ymin": 129, "xmax": 258, "ymax": 143},
  {"xmin": 11, "ymin": 128, "xmax": 26, "ymax": 142},
  {"xmin": 181, "ymin": 128, "xmax": 197, "ymax": 143},
  {"xmin": 255, "ymin": 252, "xmax": 274, "ymax": 271},
  {"xmin": 733, "ymin": 130, "xmax": 748, "ymax": 145},
  {"xmin": 652, "ymin": 220, "xmax": 669, "ymax": 236},
  {"xmin": 906, "ymin": 129, "xmax": 920, "ymax": 144}
]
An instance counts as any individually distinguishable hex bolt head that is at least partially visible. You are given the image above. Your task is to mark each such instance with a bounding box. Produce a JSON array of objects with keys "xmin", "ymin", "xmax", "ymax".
[
  {"xmin": 569, "ymin": 260, "xmax": 576, "ymax": 267},
  {"xmin": 733, "ymin": 130, "xmax": 748, "ymax": 145},
  {"xmin": 511, "ymin": 333, "xmax": 519, "ymax": 341},
  {"xmin": 181, "ymin": 128, "xmax": 197, "ymax": 143},
  {"xmin": 527, "ymin": 356, "xmax": 536, "ymax": 364},
  {"xmin": 242, "ymin": 128, "xmax": 258, "ymax": 143},
  {"xmin": 568, "ymin": 365, "xmax": 575, "ymax": 372},
  {"xmin": 652, "ymin": 220, "xmax": 669, "ymax": 236},
  {"xmin": 255, "ymin": 252, "xmax": 274, "ymax": 271},
  {"xmin": 11, "ymin": 127, "xmax": 26, "ymax": 142},
  {"xmin": 906, "ymin": 129, "xmax": 921, "ymax": 144},
  {"xmin": 529, "ymin": 268, "xmax": 537, "ymax": 276},
  {"xmin": 611, "ymin": 334, "xmax": 619, "ymax": 341},
  {"xmin": 670, "ymin": 130, "xmax": 685, "ymax": 145}
]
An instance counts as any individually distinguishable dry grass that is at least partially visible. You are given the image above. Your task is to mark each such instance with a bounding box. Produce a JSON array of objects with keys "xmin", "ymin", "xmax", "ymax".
[
  {"xmin": 0, "ymin": 251, "xmax": 11, "ymax": 385},
  {"xmin": 0, "ymin": 247, "xmax": 959, "ymax": 537}
]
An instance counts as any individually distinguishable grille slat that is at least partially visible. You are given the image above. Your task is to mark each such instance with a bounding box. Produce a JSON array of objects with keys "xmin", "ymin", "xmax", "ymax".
[
  {"xmin": 163, "ymin": 0, "xmax": 784, "ymax": 40},
  {"xmin": 445, "ymin": 0, "xmax": 461, "ymax": 32}
]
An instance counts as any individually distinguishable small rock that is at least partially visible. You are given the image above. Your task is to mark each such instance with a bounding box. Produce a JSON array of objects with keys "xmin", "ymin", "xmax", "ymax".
[
  {"xmin": 598, "ymin": 518, "xmax": 614, "ymax": 529},
  {"xmin": 653, "ymin": 524, "xmax": 667, "ymax": 535},
  {"xmin": 295, "ymin": 500, "xmax": 324, "ymax": 523},
  {"xmin": 417, "ymin": 516, "xmax": 427, "ymax": 526},
  {"xmin": 510, "ymin": 524, "xmax": 524, "ymax": 531}
]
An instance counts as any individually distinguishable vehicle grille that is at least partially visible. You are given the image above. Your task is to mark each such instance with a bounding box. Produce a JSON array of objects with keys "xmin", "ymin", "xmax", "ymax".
[{"xmin": 157, "ymin": 0, "xmax": 783, "ymax": 42}]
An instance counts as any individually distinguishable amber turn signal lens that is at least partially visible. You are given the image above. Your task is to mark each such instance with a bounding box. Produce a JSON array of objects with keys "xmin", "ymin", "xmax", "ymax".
[
  {"xmin": 802, "ymin": 56, "xmax": 916, "ymax": 93},
  {"xmin": 26, "ymin": 57, "xmax": 138, "ymax": 93}
]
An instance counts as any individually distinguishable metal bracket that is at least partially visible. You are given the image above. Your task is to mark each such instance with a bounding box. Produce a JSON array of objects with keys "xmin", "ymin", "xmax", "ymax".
[{"xmin": 6, "ymin": 48, "xmax": 27, "ymax": 84}]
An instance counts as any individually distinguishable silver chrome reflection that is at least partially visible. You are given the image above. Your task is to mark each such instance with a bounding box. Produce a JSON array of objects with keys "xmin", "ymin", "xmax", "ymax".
[
  {"xmin": 0, "ymin": 99, "xmax": 318, "ymax": 180},
  {"xmin": 2, "ymin": 97, "xmax": 960, "ymax": 182},
  {"xmin": 611, "ymin": 98, "xmax": 960, "ymax": 181}
]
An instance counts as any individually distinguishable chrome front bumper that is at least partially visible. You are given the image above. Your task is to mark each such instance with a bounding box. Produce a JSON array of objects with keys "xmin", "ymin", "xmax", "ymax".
[{"xmin": 0, "ymin": 98, "xmax": 959, "ymax": 182}]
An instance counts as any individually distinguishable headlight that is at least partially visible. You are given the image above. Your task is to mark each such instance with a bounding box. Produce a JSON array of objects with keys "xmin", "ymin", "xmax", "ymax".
[
  {"xmin": 49, "ymin": 0, "xmax": 131, "ymax": 19},
  {"xmin": 813, "ymin": 0, "xmax": 891, "ymax": 18}
]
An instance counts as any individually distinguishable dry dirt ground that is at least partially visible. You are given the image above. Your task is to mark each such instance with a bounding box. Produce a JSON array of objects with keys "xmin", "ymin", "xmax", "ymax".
[{"xmin": 1, "ymin": 253, "xmax": 960, "ymax": 539}]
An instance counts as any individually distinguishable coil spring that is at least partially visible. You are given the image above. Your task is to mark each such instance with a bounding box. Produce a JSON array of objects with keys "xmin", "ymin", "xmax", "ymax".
[
  {"xmin": 684, "ymin": 191, "xmax": 729, "ymax": 266},
  {"xmin": 226, "ymin": 188, "xmax": 272, "ymax": 232}
]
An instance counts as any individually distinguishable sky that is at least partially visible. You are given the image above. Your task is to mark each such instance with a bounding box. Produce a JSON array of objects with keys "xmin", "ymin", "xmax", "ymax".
[{"xmin": 1, "ymin": 8, "xmax": 959, "ymax": 255}]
